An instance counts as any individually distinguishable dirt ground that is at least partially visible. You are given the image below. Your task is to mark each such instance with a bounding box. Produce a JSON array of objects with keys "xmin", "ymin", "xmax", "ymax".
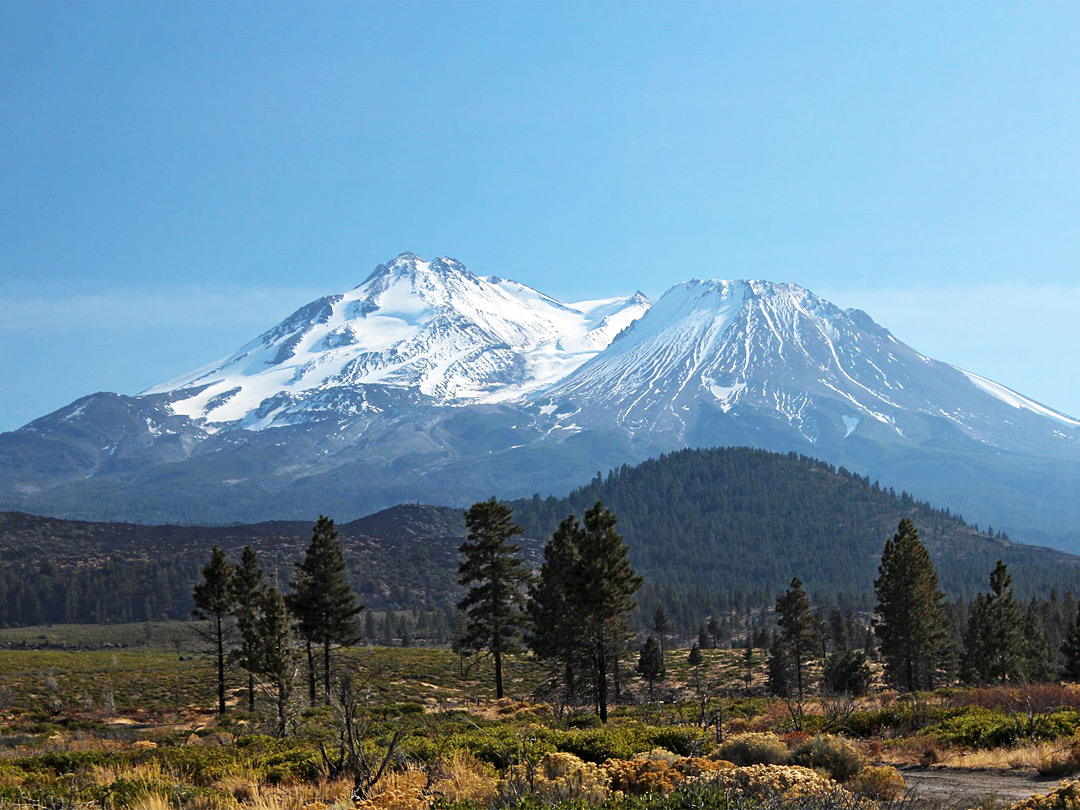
[{"xmin": 900, "ymin": 766, "xmax": 1068, "ymax": 808}]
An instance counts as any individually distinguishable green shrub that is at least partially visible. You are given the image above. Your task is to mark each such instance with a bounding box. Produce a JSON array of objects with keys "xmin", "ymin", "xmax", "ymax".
[
  {"xmin": 648, "ymin": 726, "xmax": 713, "ymax": 757},
  {"xmin": 454, "ymin": 727, "xmax": 557, "ymax": 769},
  {"xmin": 558, "ymin": 727, "xmax": 650, "ymax": 763},
  {"xmin": 791, "ymin": 735, "xmax": 866, "ymax": 782},
  {"xmin": 924, "ymin": 706, "xmax": 1080, "ymax": 749},
  {"xmin": 566, "ymin": 713, "xmax": 603, "ymax": 729},
  {"xmin": 717, "ymin": 732, "xmax": 789, "ymax": 766}
]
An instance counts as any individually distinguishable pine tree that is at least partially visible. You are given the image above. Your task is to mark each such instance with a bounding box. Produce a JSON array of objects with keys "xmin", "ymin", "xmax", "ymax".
[
  {"xmin": 962, "ymin": 560, "xmax": 1025, "ymax": 684},
  {"xmin": 528, "ymin": 514, "xmax": 589, "ymax": 704},
  {"xmin": 743, "ymin": 636, "xmax": 754, "ymax": 690},
  {"xmin": 1062, "ymin": 604, "xmax": 1080, "ymax": 681},
  {"xmin": 873, "ymin": 519, "xmax": 951, "ymax": 691},
  {"xmin": 823, "ymin": 648, "xmax": 871, "ymax": 696},
  {"xmin": 458, "ymin": 499, "xmax": 531, "ymax": 700},
  {"xmin": 231, "ymin": 546, "xmax": 264, "ymax": 713},
  {"xmin": 288, "ymin": 516, "xmax": 364, "ymax": 705},
  {"xmin": 767, "ymin": 633, "xmax": 792, "ymax": 697},
  {"xmin": 637, "ymin": 636, "xmax": 665, "ymax": 698},
  {"xmin": 653, "ymin": 605, "xmax": 671, "ymax": 664},
  {"xmin": 250, "ymin": 585, "xmax": 298, "ymax": 736},
  {"xmin": 1023, "ymin": 605, "xmax": 1055, "ymax": 683},
  {"xmin": 192, "ymin": 546, "xmax": 236, "ymax": 716},
  {"xmin": 707, "ymin": 616, "xmax": 721, "ymax": 649},
  {"xmin": 572, "ymin": 502, "xmax": 643, "ymax": 723},
  {"xmin": 775, "ymin": 577, "xmax": 819, "ymax": 703},
  {"xmin": 688, "ymin": 642, "xmax": 703, "ymax": 666}
]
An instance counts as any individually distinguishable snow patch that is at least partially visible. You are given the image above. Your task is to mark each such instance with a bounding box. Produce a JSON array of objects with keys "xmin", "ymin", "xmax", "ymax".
[
  {"xmin": 707, "ymin": 381, "xmax": 746, "ymax": 413},
  {"xmin": 960, "ymin": 370, "xmax": 1080, "ymax": 428},
  {"xmin": 841, "ymin": 415, "xmax": 860, "ymax": 437}
]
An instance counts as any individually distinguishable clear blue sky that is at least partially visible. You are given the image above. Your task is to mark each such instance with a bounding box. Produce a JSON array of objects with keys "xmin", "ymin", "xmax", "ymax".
[{"xmin": 3, "ymin": 2, "xmax": 1080, "ymax": 432}]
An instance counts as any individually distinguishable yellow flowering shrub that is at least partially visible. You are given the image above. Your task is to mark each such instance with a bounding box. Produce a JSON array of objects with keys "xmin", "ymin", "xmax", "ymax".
[
  {"xmin": 691, "ymin": 764, "xmax": 874, "ymax": 809},
  {"xmin": 604, "ymin": 755, "xmax": 734, "ymax": 794},
  {"xmin": 718, "ymin": 732, "xmax": 790, "ymax": 766},
  {"xmin": 1009, "ymin": 780, "xmax": 1080, "ymax": 810},
  {"xmin": 605, "ymin": 758, "xmax": 680, "ymax": 794},
  {"xmin": 849, "ymin": 765, "xmax": 906, "ymax": 801},
  {"xmin": 503, "ymin": 751, "xmax": 610, "ymax": 803}
]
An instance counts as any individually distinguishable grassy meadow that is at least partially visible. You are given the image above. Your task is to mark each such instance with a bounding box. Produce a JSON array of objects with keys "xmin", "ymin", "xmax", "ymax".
[{"xmin": 2, "ymin": 623, "xmax": 1080, "ymax": 809}]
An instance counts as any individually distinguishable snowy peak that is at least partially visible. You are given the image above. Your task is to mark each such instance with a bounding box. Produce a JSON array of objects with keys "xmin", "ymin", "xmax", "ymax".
[
  {"xmin": 145, "ymin": 253, "xmax": 651, "ymax": 428},
  {"xmin": 549, "ymin": 277, "xmax": 1080, "ymax": 448}
]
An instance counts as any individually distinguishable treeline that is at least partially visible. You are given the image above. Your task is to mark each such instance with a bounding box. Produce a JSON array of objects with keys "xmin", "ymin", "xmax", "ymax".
[
  {"xmin": 755, "ymin": 519, "xmax": 1080, "ymax": 727},
  {"xmin": 0, "ymin": 557, "xmax": 197, "ymax": 627},
  {"xmin": 5, "ymin": 447, "xmax": 1080, "ymax": 629},
  {"xmin": 195, "ymin": 500, "xmax": 1080, "ymax": 733}
]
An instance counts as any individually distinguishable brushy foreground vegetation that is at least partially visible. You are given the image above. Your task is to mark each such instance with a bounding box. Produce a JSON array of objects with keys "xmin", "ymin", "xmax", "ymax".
[{"xmin": 4, "ymin": 639, "xmax": 1080, "ymax": 810}]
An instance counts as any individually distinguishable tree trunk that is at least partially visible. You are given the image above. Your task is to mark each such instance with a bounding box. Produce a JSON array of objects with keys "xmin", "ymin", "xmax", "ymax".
[
  {"xmin": 795, "ymin": 642, "xmax": 804, "ymax": 702},
  {"xmin": 248, "ymin": 672, "xmax": 255, "ymax": 713},
  {"xmin": 613, "ymin": 650, "xmax": 622, "ymax": 702},
  {"xmin": 216, "ymin": 615, "xmax": 226, "ymax": 716},
  {"xmin": 324, "ymin": 638, "xmax": 332, "ymax": 705},
  {"xmin": 597, "ymin": 636, "xmax": 609, "ymax": 723},
  {"xmin": 277, "ymin": 680, "xmax": 287, "ymax": 737},
  {"xmin": 494, "ymin": 648, "xmax": 504, "ymax": 699},
  {"xmin": 306, "ymin": 638, "xmax": 316, "ymax": 707}
]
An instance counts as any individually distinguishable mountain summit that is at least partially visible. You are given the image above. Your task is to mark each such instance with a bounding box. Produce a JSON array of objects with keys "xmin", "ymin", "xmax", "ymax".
[
  {"xmin": 145, "ymin": 252, "xmax": 650, "ymax": 427},
  {"xmin": 2, "ymin": 253, "xmax": 1079, "ymax": 550}
]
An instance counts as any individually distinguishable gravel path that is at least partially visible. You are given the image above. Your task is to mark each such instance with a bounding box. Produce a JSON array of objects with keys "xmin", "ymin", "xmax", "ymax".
[{"xmin": 900, "ymin": 766, "xmax": 1067, "ymax": 808}]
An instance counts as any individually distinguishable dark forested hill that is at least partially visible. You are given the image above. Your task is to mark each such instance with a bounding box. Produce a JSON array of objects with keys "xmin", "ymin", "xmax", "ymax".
[
  {"xmin": 0, "ymin": 505, "xmax": 467, "ymax": 627},
  {"xmin": 509, "ymin": 448, "xmax": 1080, "ymax": 621},
  {"xmin": 2, "ymin": 447, "xmax": 1078, "ymax": 629}
]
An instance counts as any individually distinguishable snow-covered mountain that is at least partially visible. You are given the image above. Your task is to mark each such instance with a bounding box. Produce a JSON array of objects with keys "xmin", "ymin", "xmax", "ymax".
[
  {"xmin": 146, "ymin": 252, "xmax": 650, "ymax": 429},
  {"xmin": 3, "ymin": 253, "xmax": 1080, "ymax": 551},
  {"xmin": 548, "ymin": 278, "xmax": 1080, "ymax": 454}
]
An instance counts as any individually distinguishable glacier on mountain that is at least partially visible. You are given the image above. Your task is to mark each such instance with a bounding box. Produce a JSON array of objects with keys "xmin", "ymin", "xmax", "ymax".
[{"xmin": 145, "ymin": 253, "xmax": 650, "ymax": 429}]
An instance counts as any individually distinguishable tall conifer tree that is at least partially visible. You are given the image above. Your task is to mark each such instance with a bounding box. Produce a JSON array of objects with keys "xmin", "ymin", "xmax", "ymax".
[
  {"xmin": 251, "ymin": 585, "xmax": 298, "ymax": 736},
  {"xmin": 653, "ymin": 605, "xmax": 671, "ymax": 663},
  {"xmin": 1062, "ymin": 604, "xmax": 1080, "ymax": 680},
  {"xmin": 962, "ymin": 560, "xmax": 1025, "ymax": 684},
  {"xmin": 572, "ymin": 501, "xmax": 643, "ymax": 722},
  {"xmin": 288, "ymin": 516, "xmax": 363, "ymax": 705},
  {"xmin": 873, "ymin": 519, "xmax": 951, "ymax": 691},
  {"xmin": 529, "ymin": 514, "xmax": 589, "ymax": 703},
  {"xmin": 775, "ymin": 577, "xmax": 819, "ymax": 702},
  {"xmin": 232, "ymin": 546, "xmax": 264, "ymax": 713},
  {"xmin": 1023, "ymin": 605, "xmax": 1055, "ymax": 683},
  {"xmin": 193, "ymin": 546, "xmax": 236, "ymax": 716},
  {"xmin": 458, "ymin": 499, "xmax": 531, "ymax": 699},
  {"xmin": 636, "ymin": 636, "xmax": 664, "ymax": 699}
]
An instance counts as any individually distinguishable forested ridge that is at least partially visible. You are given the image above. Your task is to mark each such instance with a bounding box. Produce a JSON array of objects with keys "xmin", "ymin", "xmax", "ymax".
[
  {"xmin": 2, "ymin": 447, "xmax": 1078, "ymax": 628},
  {"xmin": 510, "ymin": 448, "xmax": 1080, "ymax": 621}
]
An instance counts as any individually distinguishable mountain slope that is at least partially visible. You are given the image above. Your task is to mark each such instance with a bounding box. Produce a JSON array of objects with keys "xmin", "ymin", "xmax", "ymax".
[
  {"xmin": 3, "ymin": 448, "xmax": 1079, "ymax": 629},
  {"xmin": 550, "ymin": 279, "xmax": 1080, "ymax": 454},
  {"xmin": 146, "ymin": 252, "xmax": 650, "ymax": 428},
  {"xmin": 2, "ymin": 253, "xmax": 1079, "ymax": 549}
]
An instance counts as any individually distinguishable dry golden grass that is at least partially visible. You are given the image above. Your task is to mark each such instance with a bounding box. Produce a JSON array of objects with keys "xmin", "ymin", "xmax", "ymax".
[
  {"xmin": 131, "ymin": 794, "xmax": 176, "ymax": 810},
  {"xmin": 91, "ymin": 757, "xmax": 169, "ymax": 787},
  {"xmin": 353, "ymin": 767, "xmax": 428, "ymax": 810},
  {"xmin": 431, "ymin": 751, "xmax": 499, "ymax": 803},
  {"xmin": 940, "ymin": 741, "xmax": 1065, "ymax": 770}
]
